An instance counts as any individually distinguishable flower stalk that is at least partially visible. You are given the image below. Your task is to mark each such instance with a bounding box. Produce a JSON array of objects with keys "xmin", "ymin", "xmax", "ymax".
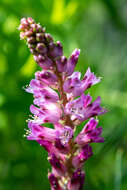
[{"xmin": 19, "ymin": 17, "xmax": 107, "ymax": 190}]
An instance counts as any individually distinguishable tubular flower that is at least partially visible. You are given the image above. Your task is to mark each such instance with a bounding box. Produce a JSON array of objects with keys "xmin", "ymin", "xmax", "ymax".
[{"xmin": 19, "ymin": 17, "xmax": 107, "ymax": 190}]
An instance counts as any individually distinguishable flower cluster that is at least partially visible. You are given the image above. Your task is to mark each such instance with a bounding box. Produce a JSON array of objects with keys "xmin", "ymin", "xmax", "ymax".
[{"xmin": 19, "ymin": 17, "xmax": 107, "ymax": 190}]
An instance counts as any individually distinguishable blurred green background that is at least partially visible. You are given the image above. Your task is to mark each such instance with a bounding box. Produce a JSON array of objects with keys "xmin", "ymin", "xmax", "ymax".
[{"xmin": 0, "ymin": 0, "xmax": 127, "ymax": 189}]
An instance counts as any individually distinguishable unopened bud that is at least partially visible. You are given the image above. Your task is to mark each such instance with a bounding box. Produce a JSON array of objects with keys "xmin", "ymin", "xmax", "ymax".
[{"xmin": 36, "ymin": 43, "xmax": 47, "ymax": 54}]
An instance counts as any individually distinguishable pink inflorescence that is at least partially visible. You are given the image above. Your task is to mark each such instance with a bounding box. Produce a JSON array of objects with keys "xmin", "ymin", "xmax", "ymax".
[{"xmin": 19, "ymin": 17, "xmax": 107, "ymax": 190}]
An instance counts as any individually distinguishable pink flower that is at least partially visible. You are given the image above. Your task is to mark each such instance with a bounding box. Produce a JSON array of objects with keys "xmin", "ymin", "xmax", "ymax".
[
  {"xmin": 35, "ymin": 70, "xmax": 58, "ymax": 86},
  {"xmin": 63, "ymin": 67, "xmax": 101, "ymax": 97},
  {"xmin": 27, "ymin": 121, "xmax": 73, "ymax": 154},
  {"xmin": 25, "ymin": 78, "xmax": 59, "ymax": 105},
  {"xmin": 65, "ymin": 94, "xmax": 107, "ymax": 121},
  {"xmin": 75, "ymin": 118, "xmax": 104, "ymax": 145},
  {"xmin": 30, "ymin": 103, "xmax": 62, "ymax": 124},
  {"xmin": 72, "ymin": 144, "xmax": 93, "ymax": 168}
]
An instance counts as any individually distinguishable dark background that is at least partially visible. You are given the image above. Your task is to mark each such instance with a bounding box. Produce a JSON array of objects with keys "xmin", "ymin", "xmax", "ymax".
[{"xmin": 0, "ymin": 0, "xmax": 127, "ymax": 189}]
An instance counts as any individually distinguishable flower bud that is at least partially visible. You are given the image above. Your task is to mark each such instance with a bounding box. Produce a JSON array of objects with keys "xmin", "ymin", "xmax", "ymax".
[
  {"xmin": 66, "ymin": 49, "xmax": 80, "ymax": 76},
  {"xmin": 45, "ymin": 33, "xmax": 53, "ymax": 43},
  {"xmin": 36, "ymin": 43, "xmax": 47, "ymax": 54},
  {"xmin": 68, "ymin": 169, "xmax": 85, "ymax": 190},
  {"xmin": 36, "ymin": 33, "xmax": 45, "ymax": 42},
  {"xmin": 56, "ymin": 56, "xmax": 67, "ymax": 72},
  {"xmin": 49, "ymin": 41, "xmax": 63, "ymax": 58},
  {"xmin": 27, "ymin": 36, "xmax": 36, "ymax": 44}
]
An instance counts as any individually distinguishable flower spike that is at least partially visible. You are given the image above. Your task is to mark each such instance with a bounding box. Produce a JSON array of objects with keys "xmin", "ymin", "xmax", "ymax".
[{"xmin": 19, "ymin": 17, "xmax": 107, "ymax": 190}]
